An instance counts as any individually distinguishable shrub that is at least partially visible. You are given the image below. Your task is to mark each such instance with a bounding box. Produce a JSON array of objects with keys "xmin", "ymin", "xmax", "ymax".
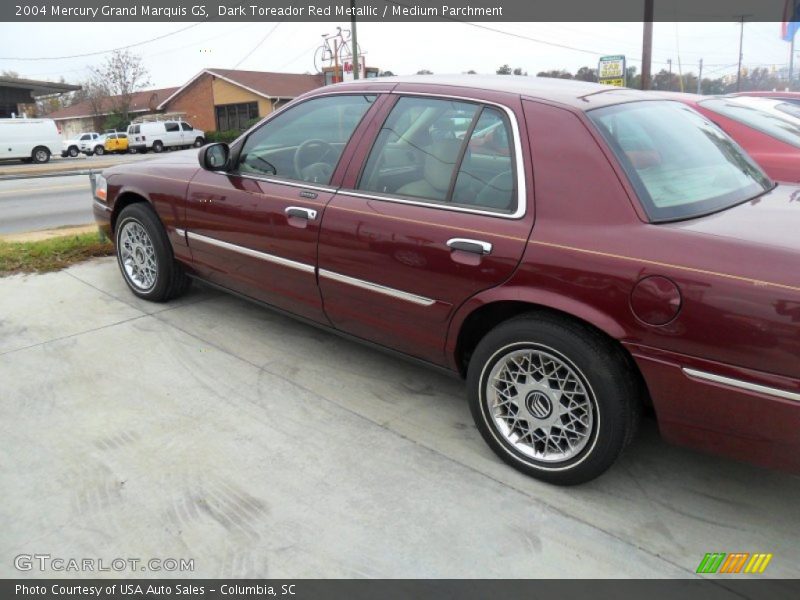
[{"xmin": 204, "ymin": 130, "xmax": 241, "ymax": 144}]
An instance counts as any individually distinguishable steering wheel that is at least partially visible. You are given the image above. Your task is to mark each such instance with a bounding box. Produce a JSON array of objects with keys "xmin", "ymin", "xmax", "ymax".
[{"xmin": 293, "ymin": 139, "xmax": 336, "ymax": 182}]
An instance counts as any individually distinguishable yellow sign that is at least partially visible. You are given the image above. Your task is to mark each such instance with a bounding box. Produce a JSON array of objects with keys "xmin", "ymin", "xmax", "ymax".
[{"xmin": 599, "ymin": 55, "xmax": 626, "ymax": 87}]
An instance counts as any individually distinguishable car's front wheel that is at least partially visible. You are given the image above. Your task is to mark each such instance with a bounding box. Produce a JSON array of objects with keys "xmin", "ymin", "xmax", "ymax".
[
  {"xmin": 467, "ymin": 314, "xmax": 640, "ymax": 485},
  {"xmin": 115, "ymin": 203, "xmax": 191, "ymax": 302}
]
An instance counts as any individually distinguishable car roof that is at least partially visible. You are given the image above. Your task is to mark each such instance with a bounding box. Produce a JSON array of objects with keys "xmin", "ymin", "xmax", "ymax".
[{"xmin": 326, "ymin": 74, "xmax": 664, "ymax": 111}]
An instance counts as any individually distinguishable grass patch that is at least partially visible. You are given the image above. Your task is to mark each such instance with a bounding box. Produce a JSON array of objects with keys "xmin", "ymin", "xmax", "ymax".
[{"xmin": 0, "ymin": 232, "xmax": 113, "ymax": 276}]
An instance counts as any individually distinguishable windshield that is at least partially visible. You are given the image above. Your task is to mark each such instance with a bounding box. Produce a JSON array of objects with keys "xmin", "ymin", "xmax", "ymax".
[
  {"xmin": 699, "ymin": 97, "xmax": 800, "ymax": 149},
  {"xmin": 588, "ymin": 100, "xmax": 772, "ymax": 222}
]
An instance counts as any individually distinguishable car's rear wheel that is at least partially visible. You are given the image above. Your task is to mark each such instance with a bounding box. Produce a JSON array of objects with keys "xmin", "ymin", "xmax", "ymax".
[
  {"xmin": 32, "ymin": 146, "xmax": 50, "ymax": 163},
  {"xmin": 152, "ymin": 140, "xmax": 164, "ymax": 153},
  {"xmin": 115, "ymin": 203, "xmax": 191, "ymax": 302},
  {"xmin": 467, "ymin": 314, "xmax": 640, "ymax": 485},
  {"xmin": 94, "ymin": 145, "xmax": 105, "ymax": 156},
  {"xmin": 193, "ymin": 137, "xmax": 204, "ymax": 148}
]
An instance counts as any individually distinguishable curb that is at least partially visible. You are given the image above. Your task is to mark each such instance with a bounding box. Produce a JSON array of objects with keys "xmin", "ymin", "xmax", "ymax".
[{"xmin": 0, "ymin": 224, "xmax": 98, "ymax": 243}]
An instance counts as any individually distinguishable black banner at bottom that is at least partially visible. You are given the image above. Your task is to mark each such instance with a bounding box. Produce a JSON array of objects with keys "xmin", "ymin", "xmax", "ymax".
[{"xmin": 4, "ymin": 579, "xmax": 800, "ymax": 600}]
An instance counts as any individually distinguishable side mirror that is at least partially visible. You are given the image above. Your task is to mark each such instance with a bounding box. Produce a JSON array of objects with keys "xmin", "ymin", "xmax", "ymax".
[{"xmin": 199, "ymin": 143, "xmax": 229, "ymax": 171}]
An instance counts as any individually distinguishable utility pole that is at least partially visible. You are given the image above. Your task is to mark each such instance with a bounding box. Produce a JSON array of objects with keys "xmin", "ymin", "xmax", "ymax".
[
  {"xmin": 697, "ymin": 58, "xmax": 703, "ymax": 94},
  {"xmin": 351, "ymin": 0, "xmax": 359, "ymax": 80},
  {"xmin": 790, "ymin": 36, "xmax": 795, "ymax": 91},
  {"xmin": 736, "ymin": 15, "xmax": 748, "ymax": 92},
  {"xmin": 641, "ymin": 0, "xmax": 654, "ymax": 90},
  {"xmin": 667, "ymin": 58, "xmax": 672, "ymax": 90}
]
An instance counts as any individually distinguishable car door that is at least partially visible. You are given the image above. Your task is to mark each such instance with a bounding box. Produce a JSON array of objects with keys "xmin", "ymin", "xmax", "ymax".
[
  {"xmin": 180, "ymin": 122, "xmax": 195, "ymax": 145},
  {"xmin": 183, "ymin": 92, "xmax": 381, "ymax": 323},
  {"xmin": 317, "ymin": 92, "xmax": 535, "ymax": 365}
]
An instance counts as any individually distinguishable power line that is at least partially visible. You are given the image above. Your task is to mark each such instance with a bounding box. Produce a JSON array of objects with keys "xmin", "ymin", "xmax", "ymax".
[
  {"xmin": 275, "ymin": 41, "xmax": 321, "ymax": 71},
  {"xmin": 233, "ymin": 21, "xmax": 283, "ymax": 69},
  {"xmin": 0, "ymin": 22, "xmax": 204, "ymax": 61}
]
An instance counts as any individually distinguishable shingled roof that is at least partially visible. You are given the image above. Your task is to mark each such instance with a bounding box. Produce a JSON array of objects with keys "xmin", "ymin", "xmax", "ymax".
[
  {"xmin": 47, "ymin": 87, "xmax": 179, "ymax": 120},
  {"xmin": 157, "ymin": 69, "xmax": 325, "ymax": 109}
]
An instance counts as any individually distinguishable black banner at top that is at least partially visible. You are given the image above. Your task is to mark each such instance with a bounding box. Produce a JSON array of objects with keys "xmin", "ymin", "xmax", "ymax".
[{"xmin": 1, "ymin": 0, "xmax": 796, "ymax": 22}]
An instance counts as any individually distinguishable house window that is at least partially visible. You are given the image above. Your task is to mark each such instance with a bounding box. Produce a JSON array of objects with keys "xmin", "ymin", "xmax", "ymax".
[{"xmin": 215, "ymin": 102, "xmax": 259, "ymax": 131}]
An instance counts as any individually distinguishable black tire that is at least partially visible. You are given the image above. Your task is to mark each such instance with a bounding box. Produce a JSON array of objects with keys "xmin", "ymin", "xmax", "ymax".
[
  {"xmin": 31, "ymin": 146, "xmax": 50, "ymax": 163},
  {"xmin": 467, "ymin": 313, "xmax": 640, "ymax": 486},
  {"xmin": 193, "ymin": 137, "xmax": 204, "ymax": 148},
  {"xmin": 94, "ymin": 145, "xmax": 105, "ymax": 156},
  {"xmin": 68, "ymin": 146, "xmax": 79, "ymax": 158},
  {"xmin": 114, "ymin": 203, "xmax": 191, "ymax": 302},
  {"xmin": 152, "ymin": 140, "xmax": 164, "ymax": 153}
]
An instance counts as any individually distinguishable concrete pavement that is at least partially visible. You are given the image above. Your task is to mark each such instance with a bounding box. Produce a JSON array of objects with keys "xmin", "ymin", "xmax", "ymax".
[{"xmin": 1, "ymin": 258, "xmax": 798, "ymax": 580}]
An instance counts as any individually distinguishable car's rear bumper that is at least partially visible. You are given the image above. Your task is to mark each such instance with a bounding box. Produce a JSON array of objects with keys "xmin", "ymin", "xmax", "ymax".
[{"xmin": 628, "ymin": 343, "xmax": 800, "ymax": 473}]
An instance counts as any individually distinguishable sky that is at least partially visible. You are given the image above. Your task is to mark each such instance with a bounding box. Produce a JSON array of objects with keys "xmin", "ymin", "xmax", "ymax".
[{"xmin": 0, "ymin": 20, "xmax": 795, "ymax": 88}]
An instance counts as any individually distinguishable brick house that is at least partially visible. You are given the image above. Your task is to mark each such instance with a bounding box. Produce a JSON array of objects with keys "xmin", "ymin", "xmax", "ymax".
[
  {"xmin": 47, "ymin": 87, "xmax": 178, "ymax": 138},
  {"xmin": 157, "ymin": 69, "xmax": 325, "ymax": 133}
]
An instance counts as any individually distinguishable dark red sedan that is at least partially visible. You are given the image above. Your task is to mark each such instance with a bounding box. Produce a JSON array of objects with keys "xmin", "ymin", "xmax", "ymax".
[{"xmin": 93, "ymin": 76, "xmax": 800, "ymax": 485}]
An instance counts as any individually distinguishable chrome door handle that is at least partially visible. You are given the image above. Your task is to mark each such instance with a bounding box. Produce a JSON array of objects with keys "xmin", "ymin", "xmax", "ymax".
[
  {"xmin": 285, "ymin": 206, "xmax": 318, "ymax": 220},
  {"xmin": 447, "ymin": 238, "xmax": 492, "ymax": 255}
]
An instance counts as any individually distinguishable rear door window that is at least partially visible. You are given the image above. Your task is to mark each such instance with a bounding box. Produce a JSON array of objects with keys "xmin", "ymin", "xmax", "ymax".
[
  {"xmin": 165, "ymin": 122, "xmax": 180, "ymax": 132},
  {"xmin": 357, "ymin": 96, "xmax": 517, "ymax": 213}
]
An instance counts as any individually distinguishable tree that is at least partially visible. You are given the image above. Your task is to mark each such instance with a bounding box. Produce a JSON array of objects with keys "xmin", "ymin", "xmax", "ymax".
[
  {"xmin": 496, "ymin": 64, "xmax": 512, "ymax": 75},
  {"xmin": 379, "ymin": 70, "xmax": 395, "ymax": 77},
  {"xmin": 1, "ymin": 70, "xmax": 21, "ymax": 78},
  {"xmin": 69, "ymin": 77, "xmax": 111, "ymax": 129},
  {"xmin": 416, "ymin": 69, "xmax": 433, "ymax": 75},
  {"xmin": 512, "ymin": 67, "xmax": 527, "ymax": 76},
  {"xmin": 465, "ymin": 69, "xmax": 477, "ymax": 74},
  {"xmin": 89, "ymin": 49, "xmax": 151, "ymax": 124},
  {"xmin": 625, "ymin": 66, "xmax": 641, "ymax": 89},
  {"xmin": 574, "ymin": 66, "xmax": 598, "ymax": 82},
  {"xmin": 536, "ymin": 69, "xmax": 573, "ymax": 79}
]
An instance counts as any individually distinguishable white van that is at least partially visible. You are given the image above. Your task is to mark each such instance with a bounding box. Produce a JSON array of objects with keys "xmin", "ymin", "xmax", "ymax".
[
  {"xmin": 0, "ymin": 118, "xmax": 61, "ymax": 163},
  {"xmin": 127, "ymin": 120, "xmax": 205, "ymax": 153}
]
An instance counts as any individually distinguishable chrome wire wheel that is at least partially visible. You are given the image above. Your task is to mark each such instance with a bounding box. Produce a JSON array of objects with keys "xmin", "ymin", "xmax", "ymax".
[
  {"xmin": 118, "ymin": 220, "xmax": 157, "ymax": 291},
  {"xmin": 485, "ymin": 346, "xmax": 596, "ymax": 463}
]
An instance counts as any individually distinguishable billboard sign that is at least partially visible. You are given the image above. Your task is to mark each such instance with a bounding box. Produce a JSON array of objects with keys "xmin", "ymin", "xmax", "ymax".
[{"xmin": 598, "ymin": 55, "xmax": 627, "ymax": 87}]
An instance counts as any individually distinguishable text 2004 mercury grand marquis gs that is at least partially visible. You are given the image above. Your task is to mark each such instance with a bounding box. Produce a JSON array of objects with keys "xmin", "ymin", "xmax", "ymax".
[{"xmin": 93, "ymin": 76, "xmax": 800, "ymax": 485}]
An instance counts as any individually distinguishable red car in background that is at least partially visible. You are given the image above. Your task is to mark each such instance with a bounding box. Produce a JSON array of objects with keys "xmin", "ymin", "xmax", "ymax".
[{"xmin": 665, "ymin": 92, "xmax": 800, "ymax": 183}]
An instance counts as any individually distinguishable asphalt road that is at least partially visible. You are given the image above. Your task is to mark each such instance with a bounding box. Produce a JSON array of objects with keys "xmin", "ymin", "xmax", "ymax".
[
  {"xmin": 0, "ymin": 175, "xmax": 93, "ymax": 235},
  {"xmin": 0, "ymin": 149, "xmax": 196, "ymax": 235},
  {"xmin": 0, "ymin": 151, "xmax": 159, "ymax": 176},
  {"xmin": 1, "ymin": 258, "xmax": 799, "ymax": 581}
]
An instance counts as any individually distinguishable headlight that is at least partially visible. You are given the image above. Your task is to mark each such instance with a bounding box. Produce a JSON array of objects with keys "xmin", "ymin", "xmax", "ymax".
[{"xmin": 94, "ymin": 174, "xmax": 107, "ymax": 202}]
